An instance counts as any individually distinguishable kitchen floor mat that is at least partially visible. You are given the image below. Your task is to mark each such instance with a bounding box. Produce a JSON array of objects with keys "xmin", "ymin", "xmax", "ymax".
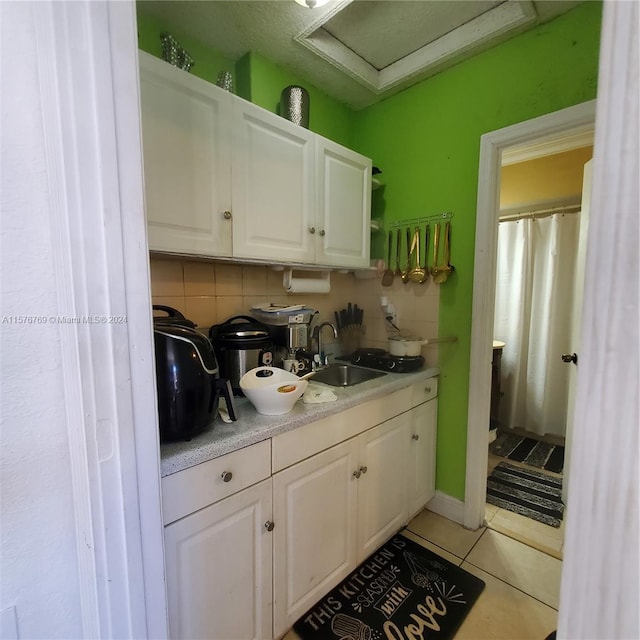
[
  {"xmin": 487, "ymin": 462, "xmax": 565, "ymax": 528},
  {"xmin": 293, "ymin": 533, "xmax": 485, "ymax": 640}
]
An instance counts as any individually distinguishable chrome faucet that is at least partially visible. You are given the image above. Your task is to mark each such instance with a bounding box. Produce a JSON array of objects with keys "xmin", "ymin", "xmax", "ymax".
[{"xmin": 312, "ymin": 322, "xmax": 338, "ymax": 368}]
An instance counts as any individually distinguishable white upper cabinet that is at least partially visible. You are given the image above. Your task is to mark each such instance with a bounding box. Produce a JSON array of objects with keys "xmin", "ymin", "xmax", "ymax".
[
  {"xmin": 316, "ymin": 136, "xmax": 371, "ymax": 268},
  {"xmin": 138, "ymin": 52, "xmax": 372, "ymax": 268},
  {"xmin": 231, "ymin": 99, "xmax": 316, "ymax": 263},
  {"xmin": 139, "ymin": 51, "xmax": 233, "ymax": 256}
]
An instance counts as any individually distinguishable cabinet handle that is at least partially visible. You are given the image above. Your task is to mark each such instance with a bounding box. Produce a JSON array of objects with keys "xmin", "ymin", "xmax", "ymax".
[
  {"xmin": 359, "ymin": 465, "xmax": 368, "ymax": 474},
  {"xmin": 223, "ymin": 211, "xmax": 232, "ymax": 220},
  {"xmin": 319, "ymin": 229, "xmax": 326, "ymax": 237},
  {"xmin": 425, "ymin": 386, "xmax": 431, "ymax": 394},
  {"xmin": 264, "ymin": 521, "xmax": 275, "ymax": 532},
  {"xmin": 309, "ymin": 227, "xmax": 316, "ymax": 234},
  {"xmin": 220, "ymin": 471, "xmax": 233, "ymax": 483},
  {"xmin": 352, "ymin": 469, "xmax": 361, "ymax": 479},
  {"xmin": 412, "ymin": 434, "xmax": 420, "ymax": 441}
]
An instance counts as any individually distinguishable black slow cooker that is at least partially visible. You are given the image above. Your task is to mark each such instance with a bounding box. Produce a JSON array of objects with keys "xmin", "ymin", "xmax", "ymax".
[{"xmin": 209, "ymin": 316, "xmax": 274, "ymax": 395}]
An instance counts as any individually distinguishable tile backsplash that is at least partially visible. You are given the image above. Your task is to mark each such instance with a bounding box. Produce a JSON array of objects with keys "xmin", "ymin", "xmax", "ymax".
[{"xmin": 150, "ymin": 256, "xmax": 441, "ymax": 367}]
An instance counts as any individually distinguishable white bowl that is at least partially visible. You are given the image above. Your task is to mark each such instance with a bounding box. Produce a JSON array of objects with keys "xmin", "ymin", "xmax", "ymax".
[{"xmin": 240, "ymin": 367, "xmax": 308, "ymax": 415}]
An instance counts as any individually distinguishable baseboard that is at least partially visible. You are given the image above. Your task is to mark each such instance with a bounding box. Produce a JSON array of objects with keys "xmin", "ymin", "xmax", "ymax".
[{"xmin": 426, "ymin": 491, "xmax": 465, "ymax": 525}]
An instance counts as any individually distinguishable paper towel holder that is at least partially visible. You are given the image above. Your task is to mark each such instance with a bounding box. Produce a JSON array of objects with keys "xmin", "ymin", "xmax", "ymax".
[{"xmin": 283, "ymin": 269, "xmax": 331, "ymax": 294}]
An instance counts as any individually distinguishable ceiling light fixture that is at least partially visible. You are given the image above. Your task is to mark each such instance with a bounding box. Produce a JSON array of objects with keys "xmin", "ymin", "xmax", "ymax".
[{"xmin": 294, "ymin": 0, "xmax": 331, "ymax": 9}]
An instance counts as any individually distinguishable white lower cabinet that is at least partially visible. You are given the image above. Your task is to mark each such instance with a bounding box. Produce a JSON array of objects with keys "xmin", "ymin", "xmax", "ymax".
[
  {"xmin": 356, "ymin": 414, "xmax": 409, "ymax": 562},
  {"xmin": 407, "ymin": 398, "xmax": 438, "ymax": 517},
  {"xmin": 164, "ymin": 478, "xmax": 273, "ymax": 640},
  {"xmin": 272, "ymin": 439, "xmax": 359, "ymax": 639},
  {"xmin": 161, "ymin": 378, "xmax": 438, "ymax": 640},
  {"xmin": 272, "ymin": 413, "xmax": 410, "ymax": 638}
]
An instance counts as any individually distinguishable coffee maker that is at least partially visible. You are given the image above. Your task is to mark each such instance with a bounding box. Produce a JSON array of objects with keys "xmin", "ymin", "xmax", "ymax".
[{"xmin": 250, "ymin": 305, "xmax": 317, "ymax": 373}]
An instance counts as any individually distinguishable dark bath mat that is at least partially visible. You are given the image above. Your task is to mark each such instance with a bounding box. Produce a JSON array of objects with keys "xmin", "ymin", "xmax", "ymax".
[
  {"xmin": 487, "ymin": 462, "xmax": 565, "ymax": 528},
  {"xmin": 491, "ymin": 433, "xmax": 565, "ymax": 474},
  {"xmin": 293, "ymin": 534, "xmax": 485, "ymax": 640}
]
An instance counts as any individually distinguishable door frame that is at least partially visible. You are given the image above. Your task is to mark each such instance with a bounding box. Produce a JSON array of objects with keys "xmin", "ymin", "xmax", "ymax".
[{"xmin": 463, "ymin": 100, "xmax": 596, "ymax": 530}]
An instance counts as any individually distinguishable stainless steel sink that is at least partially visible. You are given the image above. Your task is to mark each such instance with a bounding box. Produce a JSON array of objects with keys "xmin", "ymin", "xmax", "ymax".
[{"xmin": 310, "ymin": 364, "xmax": 386, "ymax": 387}]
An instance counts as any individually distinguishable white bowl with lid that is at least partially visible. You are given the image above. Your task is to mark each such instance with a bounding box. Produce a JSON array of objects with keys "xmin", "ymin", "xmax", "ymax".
[{"xmin": 239, "ymin": 367, "xmax": 308, "ymax": 415}]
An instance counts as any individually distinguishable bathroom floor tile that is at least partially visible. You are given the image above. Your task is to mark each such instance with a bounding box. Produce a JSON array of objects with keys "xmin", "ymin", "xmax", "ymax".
[
  {"xmin": 466, "ymin": 529, "xmax": 562, "ymax": 609},
  {"xmin": 406, "ymin": 509, "xmax": 485, "ymax": 559},
  {"xmin": 484, "ymin": 502, "xmax": 500, "ymax": 524},
  {"xmin": 455, "ymin": 563, "xmax": 558, "ymax": 640},
  {"xmin": 486, "ymin": 505, "xmax": 565, "ymax": 560}
]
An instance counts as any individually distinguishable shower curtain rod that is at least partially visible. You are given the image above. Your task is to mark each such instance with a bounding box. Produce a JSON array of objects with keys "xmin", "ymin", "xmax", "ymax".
[{"xmin": 499, "ymin": 203, "xmax": 582, "ymax": 222}]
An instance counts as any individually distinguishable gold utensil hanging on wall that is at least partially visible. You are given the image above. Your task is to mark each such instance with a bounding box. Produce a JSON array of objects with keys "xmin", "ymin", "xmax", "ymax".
[
  {"xmin": 430, "ymin": 222, "xmax": 441, "ymax": 280},
  {"xmin": 395, "ymin": 228, "xmax": 403, "ymax": 278},
  {"xmin": 432, "ymin": 221, "xmax": 454, "ymax": 284},
  {"xmin": 401, "ymin": 227, "xmax": 411, "ymax": 284},
  {"xmin": 381, "ymin": 230, "xmax": 394, "ymax": 286},
  {"xmin": 419, "ymin": 223, "xmax": 430, "ymax": 284},
  {"xmin": 408, "ymin": 226, "xmax": 426, "ymax": 283}
]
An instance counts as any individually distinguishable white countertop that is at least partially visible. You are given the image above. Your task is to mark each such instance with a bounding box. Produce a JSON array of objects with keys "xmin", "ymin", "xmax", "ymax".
[{"xmin": 160, "ymin": 366, "xmax": 439, "ymax": 477}]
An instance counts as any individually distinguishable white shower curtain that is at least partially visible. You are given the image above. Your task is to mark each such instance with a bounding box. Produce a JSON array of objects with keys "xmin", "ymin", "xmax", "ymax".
[{"xmin": 494, "ymin": 214, "xmax": 580, "ymax": 437}]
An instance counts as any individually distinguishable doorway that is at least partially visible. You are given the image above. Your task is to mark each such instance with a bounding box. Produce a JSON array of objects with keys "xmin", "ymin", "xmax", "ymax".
[
  {"xmin": 484, "ymin": 145, "xmax": 593, "ymax": 554},
  {"xmin": 463, "ymin": 100, "xmax": 596, "ymax": 531},
  {"xmin": 493, "ymin": 148, "xmax": 593, "ymax": 441}
]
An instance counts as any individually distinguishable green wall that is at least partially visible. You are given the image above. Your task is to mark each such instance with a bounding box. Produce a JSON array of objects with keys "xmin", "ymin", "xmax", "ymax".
[
  {"xmin": 352, "ymin": 1, "xmax": 602, "ymax": 500},
  {"xmin": 136, "ymin": 2, "xmax": 601, "ymax": 502},
  {"xmin": 135, "ymin": 10, "xmax": 355, "ymax": 147}
]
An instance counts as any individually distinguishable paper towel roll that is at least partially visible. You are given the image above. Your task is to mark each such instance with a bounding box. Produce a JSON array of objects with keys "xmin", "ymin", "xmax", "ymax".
[{"xmin": 283, "ymin": 269, "xmax": 331, "ymax": 294}]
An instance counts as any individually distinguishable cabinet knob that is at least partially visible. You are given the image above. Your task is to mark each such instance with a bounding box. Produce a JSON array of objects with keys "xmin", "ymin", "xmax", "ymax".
[
  {"xmin": 359, "ymin": 465, "xmax": 368, "ymax": 474},
  {"xmin": 352, "ymin": 469, "xmax": 361, "ymax": 479},
  {"xmin": 223, "ymin": 210, "xmax": 232, "ymax": 220},
  {"xmin": 412, "ymin": 434, "xmax": 420, "ymax": 441},
  {"xmin": 319, "ymin": 229, "xmax": 326, "ymax": 237},
  {"xmin": 309, "ymin": 227, "xmax": 316, "ymax": 234},
  {"xmin": 425, "ymin": 386, "xmax": 431, "ymax": 394},
  {"xmin": 220, "ymin": 471, "xmax": 233, "ymax": 483},
  {"xmin": 264, "ymin": 521, "xmax": 275, "ymax": 532}
]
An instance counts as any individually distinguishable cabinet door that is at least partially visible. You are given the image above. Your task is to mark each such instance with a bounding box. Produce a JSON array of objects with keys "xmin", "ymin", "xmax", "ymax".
[
  {"xmin": 356, "ymin": 414, "xmax": 409, "ymax": 562},
  {"xmin": 232, "ymin": 98, "xmax": 316, "ymax": 263},
  {"xmin": 316, "ymin": 136, "xmax": 371, "ymax": 268},
  {"xmin": 164, "ymin": 479, "xmax": 273, "ymax": 640},
  {"xmin": 272, "ymin": 439, "xmax": 358, "ymax": 638},
  {"xmin": 139, "ymin": 51, "xmax": 233, "ymax": 256},
  {"xmin": 407, "ymin": 399, "xmax": 438, "ymax": 517}
]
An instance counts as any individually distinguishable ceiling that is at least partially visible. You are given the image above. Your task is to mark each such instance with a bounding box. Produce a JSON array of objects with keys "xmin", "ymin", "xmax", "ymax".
[{"xmin": 137, "ymin": 0, "xmax": 583, "ymax": 110}]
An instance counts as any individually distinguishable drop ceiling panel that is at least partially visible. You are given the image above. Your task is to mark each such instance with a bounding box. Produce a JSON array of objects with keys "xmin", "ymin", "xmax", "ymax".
[{"xmin": 322, "ymin": 0, "xmax": 502, "ymax": 70}]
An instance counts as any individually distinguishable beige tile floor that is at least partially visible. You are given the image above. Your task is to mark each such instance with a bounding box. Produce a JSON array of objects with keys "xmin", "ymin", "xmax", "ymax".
[
  {"xmin": 405, "ymin": 510, "xmax": 560, "ymax": 639},
  {"xmin": 285, "ymin": 509, "xmax": 561, "ymax": 640}
]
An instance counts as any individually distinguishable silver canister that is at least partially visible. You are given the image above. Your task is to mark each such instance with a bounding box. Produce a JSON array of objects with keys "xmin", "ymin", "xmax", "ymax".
[
  {"xmin": 216, "ymin": 71, "xmax": 233, "ymax": 92},
  {"xmin": 280, "ymin": 85, "xmax": 310, "ymax": 128},
  {"xmin": 160, "ymin": 32, "xmax": 194, "ymax": 72}
]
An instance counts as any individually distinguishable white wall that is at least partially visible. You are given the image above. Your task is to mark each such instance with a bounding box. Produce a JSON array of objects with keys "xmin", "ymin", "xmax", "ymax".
[{"xmin": 0, "ymin": 2, "xmax": 83, "ymax": 637}]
